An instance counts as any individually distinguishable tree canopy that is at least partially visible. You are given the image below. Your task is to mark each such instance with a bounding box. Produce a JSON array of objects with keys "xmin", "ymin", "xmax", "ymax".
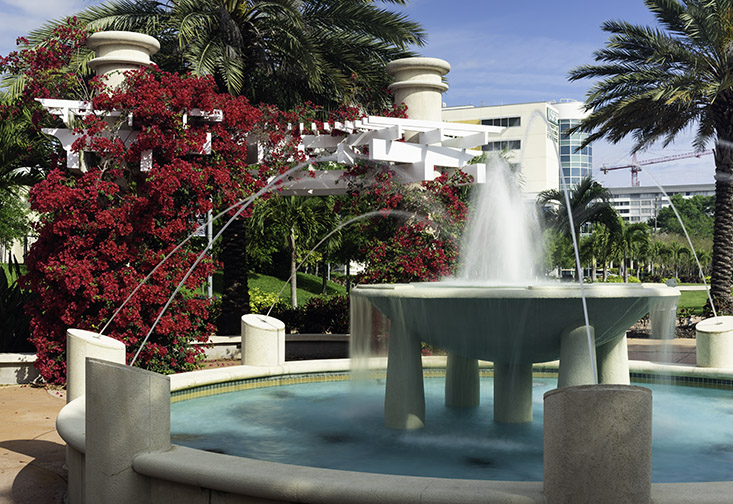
[{"xmin": 568, "ymin": 0, "xmax": 733, "ymax": 311}]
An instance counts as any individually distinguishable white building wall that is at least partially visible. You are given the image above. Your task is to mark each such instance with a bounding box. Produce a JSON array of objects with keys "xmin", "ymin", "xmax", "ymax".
[{"xmin": 442, "ymin": 100, "xmax": 589, "ymax": 196}]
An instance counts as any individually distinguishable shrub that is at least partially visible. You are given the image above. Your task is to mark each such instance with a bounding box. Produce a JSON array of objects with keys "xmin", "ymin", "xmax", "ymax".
[{"xmin": 0, "ymin": 258, "xmax": 35, "ymax": 353}]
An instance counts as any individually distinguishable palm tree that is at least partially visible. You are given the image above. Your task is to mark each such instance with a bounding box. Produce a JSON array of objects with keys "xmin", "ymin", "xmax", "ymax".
[
  {"xmin": 27, "ymin": 0, "xmax": 426, "ymax": 110},
  {"xmin": 568, "ymin": 0, "xmax": 733, "ymax": 311},
  {"xmin": 250, "ymin": 195, "xmax": 333, "ymax": 308},
  {"xmin": 616, "ymin": 222, "xmax": 650, "ymax": 282},
  {"xmin": 537, "ymin": 176, "xmax": 621, "ymax": 241}
]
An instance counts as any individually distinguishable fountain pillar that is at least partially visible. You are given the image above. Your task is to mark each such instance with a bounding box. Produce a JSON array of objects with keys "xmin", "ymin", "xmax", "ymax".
[
  {"xmin": 86, "ymin": 31, "xmax": 160, "ymax": 89},
  {"xmin": 384, "ymin": 316, "xmax": 425, "ymax": 429},
  {"xmin": 445, "ymin": 353, "xmax": 479, "ymax": 407},
  {"xmin": 494, "ymin": 362, "xmax": 533, "ymax": 423},
  {"xmin": 558, "ymin": 324, "xmax": 597, "ymax": 387},
  {"xmin": 386, "ymin": 57, "xmax": 449, "ymax": 122},
  {"xmin": 596, "ymin": 334, "xmax": 631, "ymax": 384}
]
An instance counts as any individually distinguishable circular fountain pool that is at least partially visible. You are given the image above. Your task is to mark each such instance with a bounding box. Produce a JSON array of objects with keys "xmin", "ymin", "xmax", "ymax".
[{"xmin": 170, "ymin": 374, "xmax": 733, "ymax": 483}]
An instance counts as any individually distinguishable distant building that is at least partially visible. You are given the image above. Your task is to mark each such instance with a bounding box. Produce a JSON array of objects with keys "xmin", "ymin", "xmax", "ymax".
[
  {"xmin": 442, "ymin": 100, "xmax": 591, "ymax": 195},
  {"xmin": 607, "ymin": 184, "xmax": 715, "ymax": 223}
]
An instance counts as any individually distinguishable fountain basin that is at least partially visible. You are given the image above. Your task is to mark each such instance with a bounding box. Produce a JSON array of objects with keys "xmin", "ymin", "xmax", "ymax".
[
  {"xmin": 352, "ymin": 282, "xmax": 680, "ymax": 426},
  {"xmin": 57, "ymin": 358, "xmax": 733, "ymax": 504}
]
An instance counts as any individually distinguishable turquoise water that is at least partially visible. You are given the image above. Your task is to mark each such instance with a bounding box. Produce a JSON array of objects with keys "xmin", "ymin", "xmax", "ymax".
[{"xmin": 170, "ymin": 377, "xmax": 733, "ymax": 482}]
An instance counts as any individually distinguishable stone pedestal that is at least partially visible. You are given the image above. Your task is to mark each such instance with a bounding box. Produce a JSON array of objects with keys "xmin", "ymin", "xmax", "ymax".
[
  {"xmin": 386, "ymin": 57, "xmax": 449, "ymax": 122},
  {"xmin": 544, "ymin": 385, "xmax": 652, "ymax": 504},
  {"xmin": 66, "ymin": 329, "xmax": 126, "ymax": 403},
  {"xmin": 241, "ymin": 314, "xmax": 285, "ymax": 366},
  {"xmin": 649, "ymin": 296, "xmax": 677, "ymax": 339},
  {"xmin": 87, "ymin": 31, "xmax": 160, "ymax": 89},
  {"xmin": 696, "ymin": 316, "xmax": 733, "ymax": 368}
]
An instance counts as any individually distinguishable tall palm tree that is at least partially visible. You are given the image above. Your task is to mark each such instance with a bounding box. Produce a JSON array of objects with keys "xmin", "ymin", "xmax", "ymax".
[
  {"xmin": 616, "ymin": 222, "xmax": 650, "ymax": 282},
  {"xmin": 27, "ymin": 0, "xmax": 426, "ymax": 110},
  {"xmin": 568, "ymin": 0, "xmax": 733, "ymax": 311},
  {"xmin": 537, "ymin": 176, "xmax": 621, "ymax": 240}
]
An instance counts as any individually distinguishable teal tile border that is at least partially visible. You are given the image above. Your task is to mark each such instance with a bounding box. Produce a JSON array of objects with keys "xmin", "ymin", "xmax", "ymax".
[{"xmin": 172, "ymin": 368, "xmax": 733, "ymax": 402}]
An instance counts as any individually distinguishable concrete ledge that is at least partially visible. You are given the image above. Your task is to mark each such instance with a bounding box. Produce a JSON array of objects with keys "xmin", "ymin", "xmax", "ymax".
[
  {"xmin": 133, "ymin": 445, "xmax": 545, "ymax": 504},
  {"xmin": 0, "ymin": 353, "xmax": 40, "ymax": 384}
]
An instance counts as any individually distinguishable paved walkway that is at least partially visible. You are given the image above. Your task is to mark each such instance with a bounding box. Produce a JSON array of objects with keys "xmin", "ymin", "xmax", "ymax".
[{"xmin": 0, "ymin": 338, "xmax": 699, "ymax": 503}]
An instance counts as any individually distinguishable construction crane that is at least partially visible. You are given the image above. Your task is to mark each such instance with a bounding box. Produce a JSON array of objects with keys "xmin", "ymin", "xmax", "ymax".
[{"xmin": 600, "ymin": 150, "xmax": 713, "ymax": 186}]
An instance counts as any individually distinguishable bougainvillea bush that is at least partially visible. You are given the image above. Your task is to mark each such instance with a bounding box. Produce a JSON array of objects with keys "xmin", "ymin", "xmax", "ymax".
[{"xmin": 1, "ymin": 21, "xmax": 290, "ymax": 382}]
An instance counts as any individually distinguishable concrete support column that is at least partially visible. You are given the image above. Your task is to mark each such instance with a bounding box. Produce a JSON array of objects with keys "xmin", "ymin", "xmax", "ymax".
[
  {"xmin": 87, "ymin": 31, "xmax": 160, "ymax": 89},
  {"xmin": 558, "ymin": 324, "xmax": 597, "ymax": 387},
  {"xmin": 544, "ymin": 385, "xmax": 652, "ymax": 504},
  {"xmin": 445, "ymin": 353, "xmax": 479, "ymax": 408},
  {"xmin": 386, "ymin": 57, "xmax": 449, "ymax": 122},
  {"xmin": 85, "ymin": 358, "xmax": 170, "ymax": 504},
  {"xmin": 66, "ymin": 329, "xmax": 126, "ymax": 403},
  {"xmin": 493, "ymin": 362, "xmax": 533, "ymax": 423},
  {"xmin": 384, "ymin": 317, "xmax": 425, "ymax": 429},
  {"xmin": 241, "ymin": 314, "xmax": 285, "ymax": 366},
  {"xmin": 696, "ymin": 316, "xmax": 733, "ymax": 368},
  {"xmin": 596, "ymin": 334, "xmax": 631, "ymax": 385}
]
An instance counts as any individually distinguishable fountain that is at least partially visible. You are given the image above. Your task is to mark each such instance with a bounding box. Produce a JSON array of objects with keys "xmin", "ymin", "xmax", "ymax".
[{"xmin": 52, "ymin": 36, "xmax": 733, "ymax": 504}]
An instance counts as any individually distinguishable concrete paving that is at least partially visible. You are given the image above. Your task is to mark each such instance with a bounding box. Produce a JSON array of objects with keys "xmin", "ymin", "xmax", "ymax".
[{"xmin": 0, "ymin": 338, "xmax": 699, "ymax": 503}]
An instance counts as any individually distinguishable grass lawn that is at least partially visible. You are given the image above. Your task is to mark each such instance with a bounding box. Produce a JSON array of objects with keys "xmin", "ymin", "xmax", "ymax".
[
  {"xmin": 213, "ymin": 271, "xmax": 346, "ymax": 307},
  {"xmin": 677, "ymin": 289, "xmax": 711, "ymax": 316}
]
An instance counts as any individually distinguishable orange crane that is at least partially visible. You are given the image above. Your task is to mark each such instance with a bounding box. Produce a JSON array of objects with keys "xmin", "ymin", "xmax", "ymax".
[{"xmin": 600, "ymin": 150, "xmax": 713, "ymax": 186}]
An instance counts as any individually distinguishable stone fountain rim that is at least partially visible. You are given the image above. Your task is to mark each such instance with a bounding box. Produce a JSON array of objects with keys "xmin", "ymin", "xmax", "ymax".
[{"xmin": 353, "ymin": 281, "xmax": 680, "ymax": 300}]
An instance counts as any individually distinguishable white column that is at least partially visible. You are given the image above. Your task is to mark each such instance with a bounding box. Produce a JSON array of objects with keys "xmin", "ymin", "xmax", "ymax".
[
  {"xmin": 66, "ymin": 328, "xmax": 126, "ymax": 403},
  {"xmin": 696, "ymin": 315, "xmax": 733, "ymax": 368},
  {"xmin": 558, "ymin": 324, "xmax": 597, "ymax": 387},
  {"xmin": 241, "ymin": 314, "xmax": 285, "ymax": 366}
]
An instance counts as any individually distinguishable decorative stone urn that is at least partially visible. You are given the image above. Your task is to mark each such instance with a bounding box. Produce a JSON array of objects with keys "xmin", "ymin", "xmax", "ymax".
[
  {"xmin": 386, "ymin": 57, "xmax": 450, "ymax": 123},
  {"xmin": 86, "ymin": 31, "xmax": 160, "ymax": 89}
]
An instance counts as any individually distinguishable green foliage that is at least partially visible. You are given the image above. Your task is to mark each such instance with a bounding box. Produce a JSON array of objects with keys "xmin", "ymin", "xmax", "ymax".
[
  {"xmin": 0, "ymin": 190, "xmax": 32, "ymax": 248},
  {"xmin": 31, "ymin": 0, "xmax": 426, "ymax": 110},
  {"xmin": 655, "ymin": 194, "xmax": 714, "ymax": 238},
  {"xmin": 0, "ymin": 257, "xmax": 34, "ymax": 353},
  {"xmin": 248, "ymin": 287, "xmax": 288, "ymax": 314}
]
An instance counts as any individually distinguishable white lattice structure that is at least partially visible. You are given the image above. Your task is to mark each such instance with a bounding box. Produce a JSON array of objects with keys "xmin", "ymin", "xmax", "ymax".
[
  {"xmin": 280, "ymin": 116, "xmax": 502, "ymax": 195},
  {"xmin": 37, "ymin": 98, "xmax": 503, "ymax": 194},
  {"xmin": 37, "ymin": 98, "xmax": 221, "ymax": 172}
]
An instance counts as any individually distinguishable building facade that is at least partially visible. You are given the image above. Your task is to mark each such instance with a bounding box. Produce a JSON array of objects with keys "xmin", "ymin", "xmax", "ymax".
[
  {"xmin": 608, "ymin": 184, "xmax": 715, "ymax": 223},
  {"xmin": 441, "ymin": 100, "xmax": 590, "ymax": 195}
]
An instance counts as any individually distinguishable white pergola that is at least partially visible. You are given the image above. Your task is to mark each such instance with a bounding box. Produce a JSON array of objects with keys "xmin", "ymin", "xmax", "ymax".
[{"xmin": 37, "ymin": 99, "xmax": 503, "ymax": 194}]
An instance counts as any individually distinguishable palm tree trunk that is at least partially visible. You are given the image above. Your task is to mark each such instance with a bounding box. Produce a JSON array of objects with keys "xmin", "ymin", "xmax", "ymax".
[
  {"xmin": 712, "ymin": 137, "xmax": 733, "ymax": 313},
  {"xmin": 290, "ymin": 227, "xmax": 297, "ymax": 309}
]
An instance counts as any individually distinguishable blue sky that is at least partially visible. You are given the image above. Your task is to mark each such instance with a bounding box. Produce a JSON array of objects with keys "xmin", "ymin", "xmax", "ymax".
[{"xmin": 0, "ymin": 0, "xmax": 716, "ymax": 188}]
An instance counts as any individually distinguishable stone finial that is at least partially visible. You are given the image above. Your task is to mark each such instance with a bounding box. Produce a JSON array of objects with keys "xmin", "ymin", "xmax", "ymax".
[
  {"xmin": 87, "ymin": 31, "xmax": 160, "ymax": 89},
  {"xmin": 386, "ymin": 57, "xmax": 450, "ymax": 122}
]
